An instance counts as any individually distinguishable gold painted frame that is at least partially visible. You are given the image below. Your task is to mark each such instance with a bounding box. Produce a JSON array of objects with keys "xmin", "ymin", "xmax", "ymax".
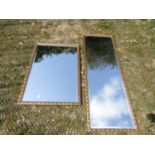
[
  {"xmin": 83, "ymin": 34, "xmax": 138, "ymax": 132},
  {"xmin": 17, "ymin": 42, "xmax": 81, "ymax": 106}
]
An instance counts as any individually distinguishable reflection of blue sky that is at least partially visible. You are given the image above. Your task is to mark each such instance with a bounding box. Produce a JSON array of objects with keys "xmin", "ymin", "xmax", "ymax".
[
  {"xmin": 22, "ymin": 50, "xmax": 78, "ymax": 102},
  {"xmin": 88, "ymin": 65, "xmax": 135, "ymax": 128}
]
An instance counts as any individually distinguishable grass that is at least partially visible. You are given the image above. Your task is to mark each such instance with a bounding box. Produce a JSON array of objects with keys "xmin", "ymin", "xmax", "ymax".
[
  {"xmin": 96, "ymin": 20, "xmax": 113, "ymax": 30},
  {"xmin": 0, "ymin": 19, "xmax": 155, "ymax": 134}
]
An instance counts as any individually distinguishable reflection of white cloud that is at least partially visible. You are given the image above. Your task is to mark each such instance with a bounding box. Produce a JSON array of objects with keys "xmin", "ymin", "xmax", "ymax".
[
  {"xmin": 90, "ymin": 78, "xmax": 131, "ymax": 128},
  {"xmin": 37, "ymin": 94, "xmax": 41, "ymax": 99}
]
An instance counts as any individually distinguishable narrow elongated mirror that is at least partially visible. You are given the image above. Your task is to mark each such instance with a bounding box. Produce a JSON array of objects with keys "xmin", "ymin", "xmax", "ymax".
[
  {"xmin": 20, "ymin": 44, "xmax": 80, "ymax": 104},
  {"xmin": 85, "ymin": 36, "xmax": 135, "ymax": 129}
]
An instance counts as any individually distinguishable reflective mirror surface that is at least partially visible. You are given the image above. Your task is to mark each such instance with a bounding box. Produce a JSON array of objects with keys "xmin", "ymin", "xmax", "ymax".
[
  {"xmin": 22, "ymin": 45, "xmax": 78, "ymax": 103},
  {"xmin": 85, "ymin": 36, "xmax": 135, "ymax": 128}
]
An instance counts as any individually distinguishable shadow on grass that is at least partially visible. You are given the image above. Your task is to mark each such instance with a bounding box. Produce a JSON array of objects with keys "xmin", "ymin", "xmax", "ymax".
[{"xmin": 146, "ymin": 113, "xmax": 155, "ymax": 123}]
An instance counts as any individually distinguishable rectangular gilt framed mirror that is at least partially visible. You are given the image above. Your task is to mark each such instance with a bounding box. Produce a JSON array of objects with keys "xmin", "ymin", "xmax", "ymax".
[
  {"xmin": 84, "ymin": 35, "xmax": 136, "ymax": 130},
  {"xmin": 18, "ymin": 43, "xmax": 81, "ymax": 105}
]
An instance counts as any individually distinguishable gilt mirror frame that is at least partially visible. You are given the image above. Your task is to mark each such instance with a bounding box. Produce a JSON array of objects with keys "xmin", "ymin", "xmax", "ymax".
[
  {"xmin": 83, "ymin": 34, "xmax": 138, "ymax": 132},
  {"xmin": 17, "ymin": 42, "xmax": 81, "ymax": 106}
]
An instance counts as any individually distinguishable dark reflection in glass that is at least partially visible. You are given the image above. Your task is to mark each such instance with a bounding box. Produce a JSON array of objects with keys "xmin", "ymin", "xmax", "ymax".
[
  {"xmin": 22, "ymin": 45, "xmax": 78, "ymax": 103},
  {"xmin": 85, "ymin": 36, "xmax": 135, "ymax": 128}
]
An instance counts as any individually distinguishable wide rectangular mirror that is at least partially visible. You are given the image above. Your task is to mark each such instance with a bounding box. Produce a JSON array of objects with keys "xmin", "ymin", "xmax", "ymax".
[
  {"xmin": 85, "ymin": 36, "xmax": 135, "ymax": 129},
  {"xmin": 19, "ymin": 44, "xmax": 80, "ymax": 105}
]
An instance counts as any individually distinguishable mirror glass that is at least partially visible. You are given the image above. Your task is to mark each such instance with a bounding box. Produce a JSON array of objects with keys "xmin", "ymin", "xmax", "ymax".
[
  {"xmin": 85, "ymin": 36, "xmax": 135, "ymax": 128},
  {"xmin": 22, "ymin": 45, "xmax": 78, "ymax": 103}
]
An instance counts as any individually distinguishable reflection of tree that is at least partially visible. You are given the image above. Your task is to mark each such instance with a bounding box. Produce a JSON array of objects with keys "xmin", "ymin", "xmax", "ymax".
[
  {"xmin": 35, "ymin": 46, "xmax": 77, "ymax": 63},
  {"xmin": 85, "ymin": 37, "xmax": 116, "ymax": 69}
]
